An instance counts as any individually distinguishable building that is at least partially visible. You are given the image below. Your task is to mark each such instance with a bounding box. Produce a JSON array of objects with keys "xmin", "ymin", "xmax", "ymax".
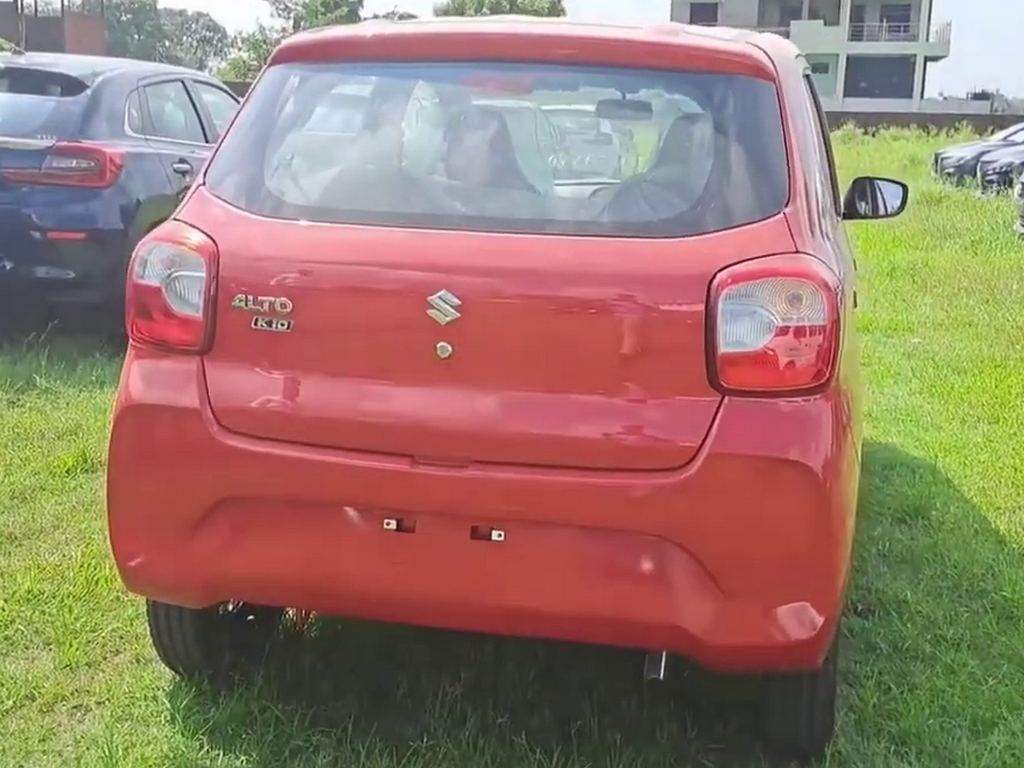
[
  {"xmin": 670, "ymin": 1, "xmax": 953, "ymax": 111},
  {"xmin": 0, "ymin": 0, "xmax": 107, "ymax": 56}
]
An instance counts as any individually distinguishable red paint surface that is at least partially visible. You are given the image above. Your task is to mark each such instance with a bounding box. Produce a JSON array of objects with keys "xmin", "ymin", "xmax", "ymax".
[{"xmin": 107, "ymin": 23, "xmax": 864, "ymax": 674}]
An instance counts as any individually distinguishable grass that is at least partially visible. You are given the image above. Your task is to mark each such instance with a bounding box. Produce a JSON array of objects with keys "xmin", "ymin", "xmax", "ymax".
[{"xmin": 2, "ymin": 125, "xmax": 1024, "ymax": 767}]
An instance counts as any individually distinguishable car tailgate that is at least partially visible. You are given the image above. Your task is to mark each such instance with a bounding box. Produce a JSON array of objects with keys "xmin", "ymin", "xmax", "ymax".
[{"xmin": 187, "ymin": 188, "xmax": 795, "ymax": 471}]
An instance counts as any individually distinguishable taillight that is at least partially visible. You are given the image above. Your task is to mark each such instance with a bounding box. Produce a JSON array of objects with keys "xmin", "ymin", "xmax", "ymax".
[
  {"xmin": 707, "ymin": 254, "xmax": 841, "ymax": 396},
  {"xmin": 126, "ymin": 221, "xmax": 217, "ymax": 354},
  {"xmin": 0, "ymin": 142, "xmax": 124, "ymax": 188}
]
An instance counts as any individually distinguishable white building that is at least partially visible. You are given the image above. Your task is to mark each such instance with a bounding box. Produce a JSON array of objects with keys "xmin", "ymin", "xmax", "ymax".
[{"xmin": 669, "ymin": 1, "xmax": 955, "ymax": 112}]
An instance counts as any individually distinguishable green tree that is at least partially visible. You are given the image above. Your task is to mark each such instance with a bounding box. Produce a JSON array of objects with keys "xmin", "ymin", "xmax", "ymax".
[
  {"xmin": 267, "ymin": 0, "xmax": 363, "ymax": 31},
  {"xmin": 370, "ymin": 7, "xmax": 418, "ymax": 19},
  {"xmin": 432, "ymin": 0, "xmax": 565, "ymax": 16},
  {"xmin": 102, "ymin": 0, "xmax": 229, "ymax": 70},
  {"xmin": 217, "ymin": 22, "xmax": 282, "ymax": 82},
  {"xmin": 104, "ymin": 0, "xmax": 165, "ymax": 62},
  {"xmin": 158, "ymin": 8, "xmax": 230, "ymax": 71},
  {"xmin": 218, "ymin": 0, "xmax": 368, "ymax": 83}
]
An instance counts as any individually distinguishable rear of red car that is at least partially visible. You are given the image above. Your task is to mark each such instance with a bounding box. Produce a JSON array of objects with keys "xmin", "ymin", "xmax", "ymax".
[{"xmin": 107, "ymin": 19, "xmax": 859, "ymax": 759}]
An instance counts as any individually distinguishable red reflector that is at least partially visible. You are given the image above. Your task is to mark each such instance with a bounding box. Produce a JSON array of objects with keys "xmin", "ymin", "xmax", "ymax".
[
  {"xmin": 708, "ymin": 254, "xmax": 841, "ymax": 396},
  {"xmin": 0, "ymin": 142, "xmax": 124, "ymax": 188},
  {"xmin": 46, "ymin": 231, "xmax": 89, "ymax": 241}
]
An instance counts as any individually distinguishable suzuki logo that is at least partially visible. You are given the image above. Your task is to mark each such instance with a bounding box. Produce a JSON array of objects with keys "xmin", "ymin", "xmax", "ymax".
[{"xmin": 426, "ymin": 290, "xmax": 462, "ymax": 326}]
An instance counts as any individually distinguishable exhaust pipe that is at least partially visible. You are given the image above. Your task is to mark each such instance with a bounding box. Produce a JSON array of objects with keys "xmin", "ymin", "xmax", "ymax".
[{"xmin": 643, "ymin": 650, "xmax": 667, "ymax": 681}]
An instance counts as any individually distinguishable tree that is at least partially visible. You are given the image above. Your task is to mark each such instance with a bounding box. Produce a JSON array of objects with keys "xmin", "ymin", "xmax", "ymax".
[
  {"xmin": 104, "ymin": 0, "xmax": 165, "ymax": 62},
  {"xmin": 217, "ymin": 22, "xmax": 283, "ymax": 82},
  {"xmin": 370, "ymin": 7, "xmax": 418, "ymax": 19},
  {"xmin": 218, "ymin": 0, "xmax": 370, "ymax": 82},
  {"xmin": 266, "ymin": 0, "xmax": 363, "ymax": 32},
  {"xmin": 433, "ymin": 0, "xmax": 565, "ymax": 16},
  {"xmin": 158, "ymin": 8, "xmax": 230, "ymax": 72},
  {"xmin": 103, "ymin": 0, "xmax": 229, "ymax": 71}
]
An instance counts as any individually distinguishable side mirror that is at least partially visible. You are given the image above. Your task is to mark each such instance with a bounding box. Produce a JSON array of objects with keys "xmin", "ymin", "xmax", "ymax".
[{"xmin": 842, "ymin": 176, "xmax": 908, "ymax": 220}]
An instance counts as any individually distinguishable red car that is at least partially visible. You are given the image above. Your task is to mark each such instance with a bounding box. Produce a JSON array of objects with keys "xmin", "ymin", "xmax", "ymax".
[{"xmin": 106, "ymin": 18, "xmax": 908, "ymax": 762}]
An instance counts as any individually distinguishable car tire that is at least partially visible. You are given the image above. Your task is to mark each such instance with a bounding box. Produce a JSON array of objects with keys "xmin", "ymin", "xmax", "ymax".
[
  {"xmin": 146, "ymin": 599, "xmax": 284, "ymax": 685},
  {"xmin": 760, "ymin": 627, "xmax": 839, "ymax": 763}
]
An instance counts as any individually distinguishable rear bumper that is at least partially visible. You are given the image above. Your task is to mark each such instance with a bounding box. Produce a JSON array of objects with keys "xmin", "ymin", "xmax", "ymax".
[
  {"xmin": 0, "ymin": 237, "xmax": 127, "ymax": 305},
  {"xmin": 107, "ymin": 352, "xmax": 861, "ymax": 674}
]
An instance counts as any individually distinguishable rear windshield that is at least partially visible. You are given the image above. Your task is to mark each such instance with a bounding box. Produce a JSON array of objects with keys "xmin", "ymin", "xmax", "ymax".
[
  {"xmin": 204, "ymin": 61, "xmax": 789, "ymax": 238},
  {"xmin": 0, "ymin": 66, "xmax": 88, "ymax": 137}
]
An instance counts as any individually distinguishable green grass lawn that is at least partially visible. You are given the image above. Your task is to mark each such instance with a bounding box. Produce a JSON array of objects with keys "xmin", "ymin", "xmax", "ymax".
[{"xmin": 3, "ymin": 127, "xmax": 1024, "ymax": 767}]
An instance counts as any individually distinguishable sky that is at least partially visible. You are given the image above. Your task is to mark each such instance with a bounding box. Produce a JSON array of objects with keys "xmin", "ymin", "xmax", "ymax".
[{"xmin": 163, "ymin": 0, "xmax": 1024, "ymax": 97}]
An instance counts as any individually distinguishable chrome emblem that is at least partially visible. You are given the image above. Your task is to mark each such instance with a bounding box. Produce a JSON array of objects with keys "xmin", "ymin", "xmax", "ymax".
[
  {"xmin": 231, "ymin": 294, "xmax": 294, "ymax": 315},
  {"xmin": 251, "ymin": 316, "xmax": 293, "ymax": 333},
  {"xmin": 426, "ymin": 290, "xmax": 461, "ymax": 326},
  {"xmin": 436, "ymin": 341, "xmax": 453, "ymax": 359}
]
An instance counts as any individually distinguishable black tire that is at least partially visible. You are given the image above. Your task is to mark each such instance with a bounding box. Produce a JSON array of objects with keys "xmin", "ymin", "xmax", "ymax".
[
  {"xmin": 760, "ymin": 627, "xmax": 840, "ymax": 763},
  {"xmin": 146, "ymin": 599, "xmax": 284, "ymax": 686}
]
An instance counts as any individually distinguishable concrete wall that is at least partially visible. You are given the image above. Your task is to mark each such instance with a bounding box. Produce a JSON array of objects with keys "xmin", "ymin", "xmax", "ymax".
[
  {"xmin": 0, "ymin": 1, "xmax": 21, "ymax": 47},
  {"xmin": 62, "ymin": 13, "xmax": 106, "ymax": 55},
  {"xmin": 825, "ymin": 112, "xmax": 1022, "ymax": 132},
  {"xmin": 807, "ymin": 53, "xmax": 840, "ymax": 96},
  {"xmin": 670, "ymin": 0, "xmax": 760, "ymax": 27},
  {"xmin": 0, "ymin": 2, "xmax": 106, "ymax": 54},
  {"xmin": 24, "ymin": 15, "xmax": 63, "ymax": 52}
]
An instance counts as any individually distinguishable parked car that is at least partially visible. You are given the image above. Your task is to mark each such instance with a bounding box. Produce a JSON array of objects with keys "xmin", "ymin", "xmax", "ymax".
[
  {"xmin": 975, "ymin": 144, "xmax": 1024, "ymax": 194},
  {"xmin": 0, "ymin": 53, "xmax": 239, "ymax": 322},
  {"xmin": 106, "ymin": 18, "xmax": 907, "ymax": 763},
  {"xmin": 541, "ymin": 104, "xmax": 640, "ymax": 179},
  {"xmin": 933, "ymin": 121, "xmax": 1024, "ymax": 185},
  {"xmin": 1014, "ymin": 170, "xmax": 1024, "ymax": 236}
]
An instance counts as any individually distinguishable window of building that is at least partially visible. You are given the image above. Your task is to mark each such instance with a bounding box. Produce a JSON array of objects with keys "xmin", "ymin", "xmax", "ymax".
[
  {"xmin": 689, "ymin": 2, "xmax": 719, "ymax": 25},
  {"xmin": 810, "ymin": 62, "xmax": 831, "ymax": 75}
]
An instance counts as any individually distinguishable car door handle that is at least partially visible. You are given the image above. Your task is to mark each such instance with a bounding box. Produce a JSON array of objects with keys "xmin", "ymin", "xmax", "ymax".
[{"xmin": 171, "ymin": 160, "xmax": 193, "ymax": 177}]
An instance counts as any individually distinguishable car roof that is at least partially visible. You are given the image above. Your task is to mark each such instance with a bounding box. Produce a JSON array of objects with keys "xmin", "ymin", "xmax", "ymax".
[
  {"xmin": 0, "ymin": 52, "xmax": 206, "ymax": 85},
  {"xmin": 281, "ymin": 15, "xmax": 778, "ymax": 46},
  {"xmin": 271, "ymin": 17, "xmax": 795, "ymax": 76}
]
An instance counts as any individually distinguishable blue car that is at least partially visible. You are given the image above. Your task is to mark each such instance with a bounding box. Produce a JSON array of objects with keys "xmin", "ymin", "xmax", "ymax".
[{"xmin": 0, "ymin": 53, "xmax": 240, "ymax": 322}]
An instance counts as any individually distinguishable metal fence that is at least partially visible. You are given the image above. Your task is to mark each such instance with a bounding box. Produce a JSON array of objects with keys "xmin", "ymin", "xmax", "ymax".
[
  {"xmin": 15, "ymin": 0, "xmax": 104, "ymax": 15},
  {"xmin": 220, "ymin": 81, "xmax": 1022, "ymax": 135}
]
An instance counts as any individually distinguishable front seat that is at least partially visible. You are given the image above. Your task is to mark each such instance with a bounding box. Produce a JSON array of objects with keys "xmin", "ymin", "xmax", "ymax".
[{"xmin": 597, "ymin": 112, "xmax": 715, "ymax": 225}]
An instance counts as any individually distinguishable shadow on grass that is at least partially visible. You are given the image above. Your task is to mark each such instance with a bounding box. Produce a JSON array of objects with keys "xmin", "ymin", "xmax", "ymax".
[
  {"xmin": 0, "ymin": 306, "xmax": 124, "ymax": 394},
  {"xmin": 162, "ymin": 441, "xmax": 1024, "ymax": 767}
]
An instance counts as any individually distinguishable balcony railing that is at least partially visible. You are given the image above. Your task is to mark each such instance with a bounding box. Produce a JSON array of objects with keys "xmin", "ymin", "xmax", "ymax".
[
  {"xmin": 930, "ymin": 20, "xmax": 952, "ymax": 43},
  {"xmin": 848, "ymin": 21, "xmax": 917, "ymax": 42}
]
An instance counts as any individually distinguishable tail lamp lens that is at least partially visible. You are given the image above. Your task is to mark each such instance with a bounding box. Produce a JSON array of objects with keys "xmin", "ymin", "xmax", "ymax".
[
  {"xmin": 126, "ymin": 221, "xmax": 217, "ymax": 354},
  {"xmin": 709, "ymin": 254, "xmax": 841, "ymax": 395},
  {"xmin": 0, "ymin": 142, "xmax": 124, "ymax": 188}
]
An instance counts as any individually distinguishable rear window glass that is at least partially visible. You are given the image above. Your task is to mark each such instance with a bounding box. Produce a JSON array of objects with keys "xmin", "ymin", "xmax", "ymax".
[
  {"xmin": 0, "ymin": 66, "xmax": 88, "ymax": 137},
  {"xmin": 204, "ymin": 62, "xmax": 789, "ymax": 238}
]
